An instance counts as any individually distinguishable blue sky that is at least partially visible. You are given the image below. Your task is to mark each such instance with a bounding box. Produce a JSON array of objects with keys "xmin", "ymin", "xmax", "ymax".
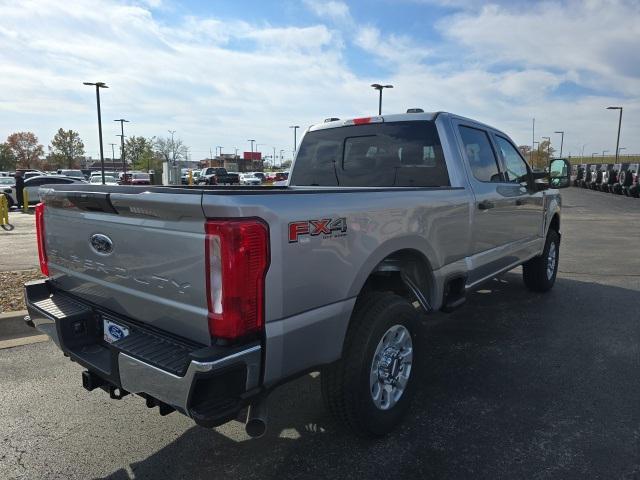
[{"xmin": 0, "ymin": 0, "xmax": 638, "ymax": 160}]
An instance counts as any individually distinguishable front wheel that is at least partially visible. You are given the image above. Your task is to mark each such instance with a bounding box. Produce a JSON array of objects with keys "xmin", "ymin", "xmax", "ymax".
[
  {"xmin": 321, "ymin": 292, "xmax": 421, "ymax": 437},
  {"xmin": 523, "ymin": 229, "xmax": 560, "ymax": 292}
]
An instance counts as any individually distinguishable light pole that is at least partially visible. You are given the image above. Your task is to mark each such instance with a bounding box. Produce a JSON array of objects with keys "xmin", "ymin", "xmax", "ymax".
[
  {"xmin": 167, "ymin": 130, "xmax": 176, "ymax": 164},
  {"xmin": 83, "ymin": 81, "xmax": 108, "ymax": 184},
  {"xmin": 114, "ymin": 119, "xmax": 129, "ymax": 179},
  {"xmin": 289, "ymin": 126, "xmax": 300, "ymax": 154},
  {"xmin": 371, "ymin": 84, "xmax": 393, "ymax": 115},
  {"xmin": 217, "ymin": 146, "xmax": 223, "ymax": 157},
  {"xmin": 248, "ymin": 139, "xmax": 256, "ymax": 168},
  {"xmin": 602, "ymin": 150, "xmax": 609, "ymax": 159},
  {"xmin": 541, "ymin": 136, "xmax": 551, "ymax": 167},
  {"xmin": 591, "ymin": 153, "xmax": 598, "ymax": 159},
  {"xmin": 606, "ymin": 106, "xmax": 623, "ymax": 164},
  {"xmin": 618, "ymin": 147, "xmax": 626, "ymax": 155},
  {"xmin": 531, "ymin": 118, "xmax": 535, "ymax": 165},
  {"xmin": 554, "ymin": 131, "xmax": 564, "ymax": 158},
  {"xmin": 110, "ymin": 143, "xmax": 116, "ymax": 162}
]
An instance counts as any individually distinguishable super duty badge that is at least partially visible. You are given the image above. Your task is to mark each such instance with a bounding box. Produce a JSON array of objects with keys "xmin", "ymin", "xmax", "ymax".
[{"xmin": 288, "ymin": 218, "xmax": 347, "ymax": 243}]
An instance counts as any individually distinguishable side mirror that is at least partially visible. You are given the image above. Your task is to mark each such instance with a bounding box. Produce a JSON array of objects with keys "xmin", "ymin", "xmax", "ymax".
[{"xmin": 549, "ymin": 158, "xmax": 571, "ymax": 188}]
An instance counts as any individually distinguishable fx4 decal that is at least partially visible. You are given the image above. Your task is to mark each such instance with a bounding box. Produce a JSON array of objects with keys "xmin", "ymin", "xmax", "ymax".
[{"xmin": 288, "ymin": 218, "xmax": 347, "ymax": 243}]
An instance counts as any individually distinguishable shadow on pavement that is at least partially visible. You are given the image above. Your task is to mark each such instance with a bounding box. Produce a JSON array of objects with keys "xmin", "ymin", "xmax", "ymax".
[{"xmin": 98, "ymin": 273, "xmax": 639, "ymax": 480}]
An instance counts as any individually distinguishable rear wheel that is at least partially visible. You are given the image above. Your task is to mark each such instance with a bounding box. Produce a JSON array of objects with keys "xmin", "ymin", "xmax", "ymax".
[
  {"xmin": 523, "ymin": 229, "xmax": 560, "ymax": 292},
  {"xmin": 321, "ymin": 292, "xmax": 421, "ymax": 437}
]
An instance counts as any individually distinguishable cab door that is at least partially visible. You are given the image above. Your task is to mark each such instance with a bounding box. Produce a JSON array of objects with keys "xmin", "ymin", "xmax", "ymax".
[
  {"xmin": 454, "ymin": 122, "xmax": 515, "ymax": 284},
  {"xmin": 491, "ymin": 133, "xmax": 544, "ymax": 248}
]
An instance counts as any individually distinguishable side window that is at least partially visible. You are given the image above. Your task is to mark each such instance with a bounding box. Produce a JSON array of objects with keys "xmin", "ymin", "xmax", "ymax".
[
  {"xmin": 26, "ymin": 178, "xmax": 46, "ymax": 186},
  {"xmin": 495, "ymin": 136, "xmax": 529, "ymax": 184},
  {"xmin": 458, "ymin": 126, "xmax": 502, "ymax": 183}
]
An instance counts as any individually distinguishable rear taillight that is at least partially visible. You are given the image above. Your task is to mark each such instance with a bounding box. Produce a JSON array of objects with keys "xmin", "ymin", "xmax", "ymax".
[
  {"xmin": 35, "ymin": 202, "xmax": 49, "ymax": 276},
  {"xmin": 205, "ymin": 219, "xmax": 269, "ymax": 341}
]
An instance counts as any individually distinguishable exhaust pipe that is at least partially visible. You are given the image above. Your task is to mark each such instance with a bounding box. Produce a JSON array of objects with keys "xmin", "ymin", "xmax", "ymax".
[{"xmin": 245, "ymin": 397, "xmax": 268, "ymax": 438}]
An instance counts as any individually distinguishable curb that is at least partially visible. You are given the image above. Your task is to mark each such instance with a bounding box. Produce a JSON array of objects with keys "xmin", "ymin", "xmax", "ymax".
[
  {"xmin": 0, "ymin": 309, "xmax": 28, "ymax": 322},
  {"xmin": 0, "ymin": 309, "xmax": 49, "ymax": 348}
]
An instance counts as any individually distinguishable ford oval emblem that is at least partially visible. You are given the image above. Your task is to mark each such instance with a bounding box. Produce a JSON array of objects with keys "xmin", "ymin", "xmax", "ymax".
[
  {"xmin": 108, "ymin": 324, "xmax": 124, "ymax": 340},
  {"xmin": 90, "ymin": 233, "xmax": 114, "ymax": 255}
]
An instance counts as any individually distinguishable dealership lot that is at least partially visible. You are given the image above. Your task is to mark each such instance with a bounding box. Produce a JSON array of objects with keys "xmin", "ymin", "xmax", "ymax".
[{"xmin": 0, "ymin": 187, "xmax": 638, "ymax": 479}]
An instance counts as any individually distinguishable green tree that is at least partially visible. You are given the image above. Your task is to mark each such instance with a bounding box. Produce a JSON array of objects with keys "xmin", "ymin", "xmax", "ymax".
[
  {"xmin": 0, "ymin": 142, "xmax": 17, "ymax": 171},
  {"xmin": 125, "ymin": 136, "xmax": 158, "ymax": 171},
  {"xmin": 49, "ymin": 128, "xmax": 85, "ymax": 168},
  {"xmin": 6, "ymin": 132, "xmax": 44, "ymax": 169}
]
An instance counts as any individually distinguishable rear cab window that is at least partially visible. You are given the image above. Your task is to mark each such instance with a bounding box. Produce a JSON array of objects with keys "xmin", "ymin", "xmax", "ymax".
[{"xmin": 290, "ymin": 121, "xmax": 450, "ymax": 187}]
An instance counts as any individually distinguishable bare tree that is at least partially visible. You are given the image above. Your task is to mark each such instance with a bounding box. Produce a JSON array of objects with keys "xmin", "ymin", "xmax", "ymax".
[{"xmin": 154, "ymin": 136, "xmax": 188, "ymax": 165}]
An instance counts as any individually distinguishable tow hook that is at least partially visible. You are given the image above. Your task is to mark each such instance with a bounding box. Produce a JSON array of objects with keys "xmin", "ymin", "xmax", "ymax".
[
  {"xmin": 108, "ymin": 385, "xmax": 129, "ymax": 400},
  {"xmin": 82, "ymin": 370, "xmax": 128, "ymax": 399},
  {"xmin": 245, "ymin": 396, "xmax": 268, "ymax": 438}
]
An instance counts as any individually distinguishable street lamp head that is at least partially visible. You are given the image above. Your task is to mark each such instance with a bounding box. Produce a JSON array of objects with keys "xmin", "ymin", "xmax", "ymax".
[
  {"xmin": 289, "ymin": 125, "xmax": 300, "ymax": 129},
  {"xmin": 606, "ymin": 106, "xmax": 622, "ymax": 110},
  {"xmin": 554, "ymin": 131, "xmax": 564, "ymax": 134},
  {"xmin": 114, "ymin": 119, "xmax": 129, "ymax": 123},
  {"xmin": 83, "ymin": 81, "xmax": 108, "ymax": 88},
  {"xmin": 371, "ymin": 83, "xmax": 393, "ymax": 90}
]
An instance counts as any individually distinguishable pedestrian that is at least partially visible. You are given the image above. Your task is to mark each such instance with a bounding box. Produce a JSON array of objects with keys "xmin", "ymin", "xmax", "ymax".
[{"xmin": 14, "ymin": 171, "xmax": 24, "ymax": 210}]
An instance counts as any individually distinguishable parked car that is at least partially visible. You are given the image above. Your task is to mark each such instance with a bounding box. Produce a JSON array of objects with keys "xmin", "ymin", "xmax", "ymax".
[
  {"xmin": 5, "ymin": 175, "xmax": 85, "ymax": 208},
  {"xmin": 239, "ymin": 173, "xmax": 262, "ymax": 185},
  {"xmin": 56, "ymin": 169, "xmax": 85, "ymax": 180},
  {"xmin": 252, "ymin": 172, "xmax": 266, "ymax": 182},
  {"xmin": 130, "ymin": 172, "xmax": 151, "ymax": 185},
  {"xmin": 25, "ymin": 111, "xmax": 570, "ymax": 438},
  {"xmin": 198, "ymin": 167, "xmax": 239, "ymax": 185},
  {"xmin": 90, "ymin": 171, "xmax": 117, "ymax": 178},
  {"xmin": 573, "ymin": 164, "xmax": 585, "ymax": 187},
  {"xmin": 89, "ymin": 175, "xmax": 119, "ymax": 186},
  {"xmin": 611, "ymin": 163, "xmax": 631, "ymax": 195},
  {"xmin": 589, "ymin": 165, "xmax": 604, "ymax": 190},
  {"xmin": 0, "ymin": 177, "xmax": 15, "ymax": 207},
  {"xmin": 621, "ymin": 164, "xmax": 638, "ymax": 197},
  {"xmin": 180, "ymin": 168, "xmax": 200, "ymax": 185}
]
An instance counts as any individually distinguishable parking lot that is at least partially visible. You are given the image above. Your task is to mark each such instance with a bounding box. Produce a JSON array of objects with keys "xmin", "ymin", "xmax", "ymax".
[{"xmin": 0, "ymin": 186, "xmax": 638, "ymax": 479}]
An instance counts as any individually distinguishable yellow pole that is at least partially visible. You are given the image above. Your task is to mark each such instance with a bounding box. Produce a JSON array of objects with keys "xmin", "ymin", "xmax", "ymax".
[
  {"xmin": 23, "ymin": 190, "xmax": 29, "ymax": 213},
  {"xmin": 188, "ymin": 170, "xmax": 193, "ymax": 186},
  {"xmin": 0, "ymin": 195, "xmax": 8, "ymax": 225}
]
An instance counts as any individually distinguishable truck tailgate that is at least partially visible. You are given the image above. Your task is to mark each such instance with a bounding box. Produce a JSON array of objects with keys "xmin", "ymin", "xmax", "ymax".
[{"xmin": 41, "ymin": 189, "xmax": 210, "ymax": 344}]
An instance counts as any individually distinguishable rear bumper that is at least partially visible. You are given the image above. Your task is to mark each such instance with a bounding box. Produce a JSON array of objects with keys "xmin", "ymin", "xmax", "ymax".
[{"xmin": 24, "ymin": 279, "xmax": 262, "ymax": 427}]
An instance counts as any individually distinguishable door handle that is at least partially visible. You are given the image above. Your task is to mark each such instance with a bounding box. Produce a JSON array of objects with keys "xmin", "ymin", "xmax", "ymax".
[{"xmin": 478, "ymin": 200, "xmax": 495, "ymax": 210}]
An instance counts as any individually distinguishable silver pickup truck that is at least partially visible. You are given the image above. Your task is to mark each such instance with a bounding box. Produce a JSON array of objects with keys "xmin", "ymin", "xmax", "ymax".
[{"xmin": 25, "ymin": 111, "xmax": 571, "ymax": 437}]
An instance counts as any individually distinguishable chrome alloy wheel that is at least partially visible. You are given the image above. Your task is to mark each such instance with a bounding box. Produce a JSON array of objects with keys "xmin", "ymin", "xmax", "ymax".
[
  {"xmin": 369, "ymin": 325, "xmax": 413, "ymax": 411},
  {"xmin": 547, "ymin": 242, "xmax": 557, "ymax": 280}
]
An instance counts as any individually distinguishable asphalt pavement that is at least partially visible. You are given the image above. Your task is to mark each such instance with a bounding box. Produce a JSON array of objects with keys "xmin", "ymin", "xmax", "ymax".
[
  {"xmin": 0, "ymin": 187, "xmax": 638, "ymax": 479},
  {"xmin": 0, "ymin": 210, "xmax": 38, "ymax": 272}
]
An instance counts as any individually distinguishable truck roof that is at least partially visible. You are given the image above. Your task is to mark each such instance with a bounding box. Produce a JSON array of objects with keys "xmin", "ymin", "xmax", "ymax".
[{"xmin": 307, "ymin": 111, "xmax": 507, "ymax": 138}]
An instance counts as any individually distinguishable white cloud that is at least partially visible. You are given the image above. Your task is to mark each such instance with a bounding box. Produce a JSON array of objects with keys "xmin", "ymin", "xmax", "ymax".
[
  {"xmin": 0, "ymin": 0, "xmax": 637, "ymax": 160},
  {"xmin": 303, "ymin": 0, "xmax": 352, "ymax": 23},
  {"xmin": 439, "ymin": 1, "xmax": 640, "ymax": 96}
]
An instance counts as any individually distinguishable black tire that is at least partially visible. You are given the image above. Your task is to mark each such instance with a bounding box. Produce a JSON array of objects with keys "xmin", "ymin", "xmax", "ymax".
[
  {"xmin": 523, "ymin": 229, "xmax": 560, "ymax": 292},
  {"xmin": 321, "ymin": 292, "xmax": 421, "ymax": 437}
]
